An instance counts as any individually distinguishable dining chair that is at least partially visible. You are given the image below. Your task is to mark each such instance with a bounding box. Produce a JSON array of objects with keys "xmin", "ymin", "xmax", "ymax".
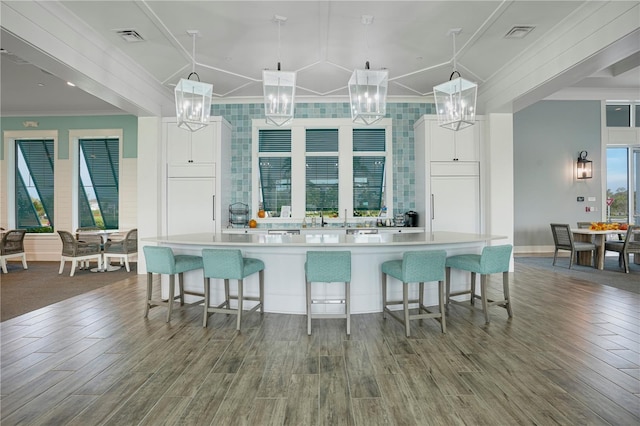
[
  {"xmin": 103, "ymin": 229, "xmax": 138, "ymax": 272},
  {"xmin": 57, "ymin": 230, "xmax": 102, "ymax": 276},
  {"xmin": 550, "ymin": 223, "xmax": 596, "ymax": 269},
  {"xmin": 0, "ymin": 229, "xmax": 28, "ymax": 273},
  {"xmin": 604, "ymin": 225, "xmax": 640, "ymax": 273},
  {"xmin": 75, "ymin": 226, "xmax": 105, "ymax": 269}
]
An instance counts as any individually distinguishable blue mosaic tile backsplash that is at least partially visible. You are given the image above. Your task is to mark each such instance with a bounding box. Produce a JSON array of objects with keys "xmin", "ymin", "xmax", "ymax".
[{"xmin": 211, "ymin": 102, "xmax": 435, "ymax": 213}]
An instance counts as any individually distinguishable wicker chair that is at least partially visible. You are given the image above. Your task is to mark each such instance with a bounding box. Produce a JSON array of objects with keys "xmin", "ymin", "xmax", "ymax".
[
  {"xmin": 604, "ymin": 225, "xmax": 640, "ymax": 273},
  {"xmin": 103, "ymin": 229, "xmax": 138, "ymax": 272},
  {"xmin": 0, "ymin": 229, "xmax": 28, "ymax": 273},
  {"xmin": 57, "ymin": 230, "xmax": 102, "ymax": 276}
]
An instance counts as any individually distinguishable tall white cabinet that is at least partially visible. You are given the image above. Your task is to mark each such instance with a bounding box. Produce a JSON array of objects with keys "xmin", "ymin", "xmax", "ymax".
[
  {"xmin": 163, "ymin": 116, "xmax": 232, "ymax": 235},
  {"xmin": 414, "ymin": 115, "xmax": 483, "ymax": 234}
]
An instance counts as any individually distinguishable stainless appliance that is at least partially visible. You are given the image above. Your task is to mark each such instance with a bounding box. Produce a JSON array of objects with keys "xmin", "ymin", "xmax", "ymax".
[{"xmin": 404, "ymin": 211, "xmax": 418, "ymax": 227}]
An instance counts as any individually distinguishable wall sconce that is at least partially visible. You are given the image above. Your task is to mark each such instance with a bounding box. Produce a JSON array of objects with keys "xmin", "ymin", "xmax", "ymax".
[{"xmin": 576, "ymin": 150, "xmax": 592, "ymax": 179}]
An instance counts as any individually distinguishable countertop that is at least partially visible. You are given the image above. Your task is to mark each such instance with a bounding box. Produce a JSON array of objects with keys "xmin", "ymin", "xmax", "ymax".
[{"xmin": 144, "ymin": 231, "xmax": 507, "ymax": 247}]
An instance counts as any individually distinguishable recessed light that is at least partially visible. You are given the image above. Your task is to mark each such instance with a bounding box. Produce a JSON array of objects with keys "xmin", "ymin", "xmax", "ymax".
[
  {"xmin": 67, "ymin": 82, "xmax": 76, "ymax": 87},
  {"xmin": 37, "ymin": 83, "xmax": 45, "ymax": 87}
]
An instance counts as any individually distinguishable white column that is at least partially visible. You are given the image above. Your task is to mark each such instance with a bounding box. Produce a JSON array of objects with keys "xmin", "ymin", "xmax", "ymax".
[
  {"xmin": 137, "ymin": 117, "xmax": 163, "ymax": 274},
  {"xmin": 485, "ymin": 113, "xmax": 515, "ymax": 270}
]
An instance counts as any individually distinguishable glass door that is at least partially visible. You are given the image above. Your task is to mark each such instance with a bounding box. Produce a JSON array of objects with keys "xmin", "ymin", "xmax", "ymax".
[
  {"xmin": 606, "ymin": 147, "xmax": 628, "ymax": 223},
  {"xmin": 633, "ymin": 148, "xmax": 639, "ymax": 225}
]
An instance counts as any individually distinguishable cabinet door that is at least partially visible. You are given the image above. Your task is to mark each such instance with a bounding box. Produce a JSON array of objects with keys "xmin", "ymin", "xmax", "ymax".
[
  {"xmin": 454, "ymin": 125, "xmax": 479, "ymax": 161},
  {"xmin": 166, "ymin": 122, "xmax": 216, "ymax": 164},
  {"xmin": 430, "ymin": 175, "xmax": 480, "ymax": 233},
  {"xmin": 429, "ymin": 123, "xmax": 456, "ymax": 161},
  {"xmin": 190, "ymin": 125, "xmax": 216, "ymax": 163},
  {"xmin": 166, "ymin": 123, "xmax": 192, "ymax": 164},
  {"xmin": 167, "ymin": 178, "xmax": 216, "ymax": 234},
  {"xmin": 429, "ymin": 121, "xmax": 479, "ymax": 161}
]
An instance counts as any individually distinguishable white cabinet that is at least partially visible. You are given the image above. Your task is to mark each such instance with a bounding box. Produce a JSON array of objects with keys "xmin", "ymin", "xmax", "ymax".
[
  {"xmin": 166, "ymin": 121, "xmax": 216, "ymax": 165},
  {"xmin": 429, "ymin": 119, "xmax": 479, "ymax": 161},
  {"xmin": 414, "ymin": 115, "xmax": 483, "ymax": 233},
  {"xmin": 431, "ymin": 174, "xmax": 480, "ymax": 234},
  {"xmin": 167, "ymin": 178, "xmax": 216, "ymax": 234},
  {"xmin": 163, "ymin": 117, "xmax": 232, "ymax": 234}
]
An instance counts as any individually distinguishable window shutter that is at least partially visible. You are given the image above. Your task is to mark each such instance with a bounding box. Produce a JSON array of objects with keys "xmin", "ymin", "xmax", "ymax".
[
  {"xmin": 259, "ymin": 129, "xmax": 291, "ymax": 152},
  {"xmin": 16, "ymin": 140, "xmax": 55, "ymax": 229},
  {"xmin": 353, "ymin": 128, "xmax": 385, "ymax": 151},
  {"xmin": 79, "ymin": 139, "xmax": 119, "ymax": 229},
  {"xmin": 306, "ymin": 129, "xmax": 338, "ymax": 152}
]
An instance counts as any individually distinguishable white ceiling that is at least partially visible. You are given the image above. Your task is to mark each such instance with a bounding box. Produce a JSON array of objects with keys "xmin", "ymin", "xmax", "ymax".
[{"xmin": 1, "ymin": 0, "xmax": 639, "ymax": 117}]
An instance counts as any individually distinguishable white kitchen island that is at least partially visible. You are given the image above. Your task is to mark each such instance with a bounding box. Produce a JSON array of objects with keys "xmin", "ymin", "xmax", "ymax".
[{"xmin": 143, "ymin": 231, "xmax": 507, "ymax": 315}]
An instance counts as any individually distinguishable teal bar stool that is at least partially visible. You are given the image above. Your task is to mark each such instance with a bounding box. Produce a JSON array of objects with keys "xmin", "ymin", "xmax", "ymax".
[
  {"xmin": 143, "ymin": 246, "xmax": 204, "ymax": 323},
  {"xmin": 445, "ymin": 244, "xmax": 513, "ymax": 324},
  {"xmin": 305, "ymin": 251, "xmax": 351, "ymax": 336},
  {"xmin": 381, "ymin": 250, "xmax": 447, "ymax": 337},
  {"xmin": 201, "ymin": 249, "xmax": 265, "ymax": 330}
]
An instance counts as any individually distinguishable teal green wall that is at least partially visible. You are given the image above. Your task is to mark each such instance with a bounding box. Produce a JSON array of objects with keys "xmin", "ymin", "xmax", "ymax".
[
  {"xmin": 212, "ymin": 102, "xmax": 435, "ymax": 213},
  {"xmin": 0, "ymin": 115, "xmax": 138, "ymax": 160}
]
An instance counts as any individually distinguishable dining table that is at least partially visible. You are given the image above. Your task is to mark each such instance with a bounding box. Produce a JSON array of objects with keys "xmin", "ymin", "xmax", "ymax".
[
  {"xmin": 571, "ymin": 228, "xmax": 632, "ymax": 270},
  {"xmin": 77, "ymin": 229, "xmax": 123, "ymax": 272}
]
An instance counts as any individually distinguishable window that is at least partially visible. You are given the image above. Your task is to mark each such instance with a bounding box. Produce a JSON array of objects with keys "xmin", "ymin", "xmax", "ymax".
[
  {"xmin": 15, "ymin": 139, "xmax": 55, "ymax": 232},
  {"xmin": 606, "ymin": 104, "xmax": 631, "ymax": 127},
  {"xmin": 253, "ymin": 118, "xmax": 393, "ymax": 220},
  {"xmin": 78, "ymin": 138, "xmax": 119, "ymax": 229},
  {"xmin": 258, "ymin": 129, "xmax": 291, "ymax": 217},
  {"xmin": 353, "ymin": 128, "xmax": 386, "ymax": 216},
  {"xmin": 306, "ymin": 129, "xmax": 339, "ymax": 215},
  {"xmin": 606, "ymin": 147, "xmax": 628, "ymax": 222},
  {"xmin": 606, "ymin": 102, "xmax": 640, "ymax": 127}
]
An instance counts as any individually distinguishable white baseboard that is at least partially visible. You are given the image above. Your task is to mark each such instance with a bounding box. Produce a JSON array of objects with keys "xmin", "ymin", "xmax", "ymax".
[{"xmin": 514, "ymin": 245, "xmax": 556, "ymax": 255}]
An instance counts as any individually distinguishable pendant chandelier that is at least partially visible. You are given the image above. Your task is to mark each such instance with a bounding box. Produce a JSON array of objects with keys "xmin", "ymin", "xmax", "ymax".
[
  {"xmin": 433, "ymin": 28, "xmax": 477, "ymax": 131},
  {"xmin": 348, "ymin": 15, "xmax": 388, "ymax": 126},
  {"xmin": 263, "ymin": 15, "xmax": 296, "ymax": 126},
  {"xmin": 175, "ymin": 30, "xmax": 213, "ymax": 132}
]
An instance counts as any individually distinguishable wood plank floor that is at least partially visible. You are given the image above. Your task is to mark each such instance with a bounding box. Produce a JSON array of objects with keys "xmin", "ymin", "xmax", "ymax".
[{"xmin": 1, "ymin": 261, "xmax": 638, "ymax": 425}]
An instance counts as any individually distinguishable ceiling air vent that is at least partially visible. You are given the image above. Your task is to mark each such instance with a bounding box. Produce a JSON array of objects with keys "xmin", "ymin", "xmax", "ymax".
[
  {"xmin": 504, "ymin": 26, "xmax": 535, "ymax": 39},
  {"xmin": 114, "ymin": 29, "xmax": 145, "ymax": 43}
]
